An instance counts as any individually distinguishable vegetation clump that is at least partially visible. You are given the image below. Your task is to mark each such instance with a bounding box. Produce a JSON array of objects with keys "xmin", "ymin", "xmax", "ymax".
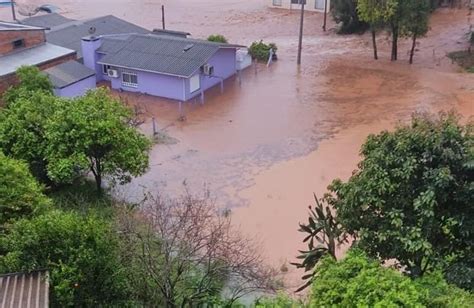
[
  {"xmin": 249, "ymin": 41, "xmax": 278, "ymax": 62},
  {"xmin": 207, "ymin": 34, "xmax": 228, "ymax": 43}
]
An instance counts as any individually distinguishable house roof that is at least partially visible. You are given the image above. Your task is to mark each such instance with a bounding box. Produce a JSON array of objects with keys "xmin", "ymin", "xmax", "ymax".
[
  {"xmin": 45, "ymin": 15, "xmax": 149, "ymax": 58},
  {"xmin": 152, "ymin": 29, "xmax": 191, "ymax": 38},
  {"xmin": 0, "ymin": 270, "xmax": 49, "ymax": 308},
  {"xmin": 21, "ymin": 13, "xmax": 75, "ymax": 29},
  {"xmin": 44, "ymin": 60, "xmax": 95, "ymax": 89},
  {"xmin": 98, "ymin": 34, "xmax": 242, "ymax": 78},
  {"xmin": 0, "ymin": 43, "xmax": 76, "ymax": 77},
  {"xmin": 0, "ymin": 21, "xmax": 45, "ymax": 31}
]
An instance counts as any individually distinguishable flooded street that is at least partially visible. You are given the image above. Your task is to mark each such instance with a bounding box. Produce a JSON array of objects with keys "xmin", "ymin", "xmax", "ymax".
[{"xmin": 2, "ymin": 0, "xmax": 474, "ymax": 288}]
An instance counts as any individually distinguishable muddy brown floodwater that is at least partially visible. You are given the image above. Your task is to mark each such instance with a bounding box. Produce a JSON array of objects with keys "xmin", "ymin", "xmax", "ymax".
[{"xmin": 2, "ymin": 1, "xmax": 473, "ymax": 289}]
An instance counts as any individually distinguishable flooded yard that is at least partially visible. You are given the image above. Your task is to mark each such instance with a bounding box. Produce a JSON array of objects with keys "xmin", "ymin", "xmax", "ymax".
[{"xmin": 2, "ymin": 0, "xmax": 473, "ymax": 288}]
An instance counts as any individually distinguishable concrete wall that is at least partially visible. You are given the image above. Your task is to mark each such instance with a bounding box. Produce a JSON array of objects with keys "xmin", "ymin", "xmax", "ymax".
[
  {"xmin": 268, "ymin": 0, "xmax": 330, "ymax": 12},
  {"xmin": 81, "ymin": 37, "xmax": 103, "ymax": 83},
  {"xmin": 0, "ymin": 29, "xmax": 46, "ymax": 56},
  {"xmin": 54, "ymin": 75, "xmax": 96, "ymax": 98},
  {"xmin": 110, "ymin": 68, "xmax": 186, "ymax": 101},
  {"xmin": 186, "ymin": 48, "xmax": 237, "ymax": 100}
]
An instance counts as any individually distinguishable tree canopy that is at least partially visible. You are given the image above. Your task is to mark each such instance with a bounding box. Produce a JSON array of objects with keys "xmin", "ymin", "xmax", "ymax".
[
  {"xmin": 0, "ymin": 152, "xmax": 51, "ymax": 228},
  {"xmin": 44, "ymin": 88, "xmax": 151, "ymax": 193},
  {"xmin": 2, "ymin": 66, "xmax": 53, "ymax": 105},
  {"xmin": 0, "ymin": 210, "xmax": 129, "ymax": 306},
  {"xmin": 310, "ymin": 249, "xmax": 474, "ymax": 307},
  {"xmin": 328, "ymin": 113, "xmax": 473, "ymax": 277},
  {"xmin": 0, "ymin": 92, "xmax": 62, "ymax": 183}
]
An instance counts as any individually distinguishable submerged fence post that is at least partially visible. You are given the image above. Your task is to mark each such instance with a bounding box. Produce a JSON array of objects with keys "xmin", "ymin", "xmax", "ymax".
[
  {"xmin": 220, "ymin": 79, "xmax": 224, "ymax": 94},
  {"xmin": 152, "ymin": 117, "xmax": 157, "ymax": 136}
]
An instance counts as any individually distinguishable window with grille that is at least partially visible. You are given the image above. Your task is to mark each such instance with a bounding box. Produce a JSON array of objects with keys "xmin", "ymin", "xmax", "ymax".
[{"xmin": 122, "ymin": 72, "xmax": 138, "ymax": 87}]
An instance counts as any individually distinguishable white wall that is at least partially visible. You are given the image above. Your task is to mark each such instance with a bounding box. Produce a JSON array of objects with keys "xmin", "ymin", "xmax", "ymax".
[{"xmin": 268, "ymin": 0, "xmax": 330, "ymax": 12}]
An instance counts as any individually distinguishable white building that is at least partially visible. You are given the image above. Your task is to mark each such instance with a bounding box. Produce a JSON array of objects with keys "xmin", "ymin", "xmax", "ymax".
[{"xmin": 269, "ymin": 0, "xmax": 331, "ymax": 13}]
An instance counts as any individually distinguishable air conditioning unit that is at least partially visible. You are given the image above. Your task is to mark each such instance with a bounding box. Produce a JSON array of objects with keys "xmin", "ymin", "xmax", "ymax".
[
  {"xmin": 202, "ymin": 64, "xmax": 214, "ymax": 76},
  {"xmin": 107, "ymin": 69, "xmax": 119, "ymax": 78}
]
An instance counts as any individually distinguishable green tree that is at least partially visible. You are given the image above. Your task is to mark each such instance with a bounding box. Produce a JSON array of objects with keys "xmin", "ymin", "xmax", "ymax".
[
  {"xmin": 328, "ymin": 113, "xmax": 474, "ymax": 277},
  {"xmin": 44, "ymin": 88, "xmax": 151, "ymax": 194},
  {"xmin": 0, "ymin": 151, "xmax": 51, "ymax": 228},
  {"xmin": 2, "ymin": 66, "xmax": 53, "ymax": 105},
  {"xmin": 357, "ymin": 0, "xmax": 398, "ymax": 60},
  {"xmin": 0, "ymin": 92, "xmax": 61, "ymax": 183},
  {"xmin": 0, "ymin": 210, "xmax": 129, "ymax": 307},
  {"xmin": 310, "ymin": 249, "xmax": 474, "ymax": 307},
  {"xmin": 207, "ymin": 34, "xmax": 228, "ymax": 43},
  {"xmin": 403, "ymin": 0, "xmax": 430, "ymax": 64}
]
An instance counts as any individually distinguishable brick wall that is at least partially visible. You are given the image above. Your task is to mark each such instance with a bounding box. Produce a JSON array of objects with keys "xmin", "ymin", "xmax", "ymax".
[
  {"xmin": 0, "ymin": 53, "xmax": 77, "ymax": 95},
  {"xmin": 0, "ymin": 30, "xmax": 46, "ymax": 56}
]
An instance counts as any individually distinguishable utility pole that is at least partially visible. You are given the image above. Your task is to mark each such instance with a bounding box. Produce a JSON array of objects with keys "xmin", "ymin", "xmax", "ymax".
[
  {"xmin": 322, "ymin": 0, "xmax": 328, "ymax": 32},
  {"xmin": 10, "ymin": 0, "xmax": 17, "ymax": 21},
  {"xmin": 297, "ymin": 0, "xmax": 305, "ymax": 65},
  {"xmin": 162, "ymin": 5, "xmax": 166, "ymax": 30}
]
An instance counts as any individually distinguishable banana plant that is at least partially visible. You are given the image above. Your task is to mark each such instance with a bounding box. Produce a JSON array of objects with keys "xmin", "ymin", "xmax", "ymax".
[{"xmin": 291, "ymin": 194, "xmax": 348, "ymax": 292}]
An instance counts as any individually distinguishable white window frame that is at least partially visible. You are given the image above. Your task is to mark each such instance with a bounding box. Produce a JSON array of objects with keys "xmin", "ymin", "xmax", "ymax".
[
  {"xmin": 189, "ymin": 74, "xmax": 200, "ymax": 93},
  {"xmin": 122, "ymin": 72, "xmax": 138, "ymax": 88},
  {"xmin": 102, "ymin": 64, "xmax": 111, "ymax": 75}
]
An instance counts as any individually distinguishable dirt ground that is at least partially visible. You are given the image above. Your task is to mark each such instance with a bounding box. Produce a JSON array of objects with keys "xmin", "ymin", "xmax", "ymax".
[{"xmin": 2, "ymin": 0, "xmax": 473, "ymax": 289}]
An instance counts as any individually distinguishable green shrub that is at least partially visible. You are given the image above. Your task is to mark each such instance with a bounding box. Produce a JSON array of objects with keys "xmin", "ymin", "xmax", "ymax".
[
  {"xmin": 309, "ymin": 249, "xmax": 474, "ymax": 307},
  {"xmin": 207, "ymin": 34, "xmax": 228, "ymax": 43},
  {"xmin": 249, "ymin": 41, "xmax": 278, "ymax": 62},
  {"xmin": 0, "ymin": 151, "xmax": 51, "ymax": 228},
  {"xmin": 0, "ymin": 210, "xmax": 129, "ymax": 306}
]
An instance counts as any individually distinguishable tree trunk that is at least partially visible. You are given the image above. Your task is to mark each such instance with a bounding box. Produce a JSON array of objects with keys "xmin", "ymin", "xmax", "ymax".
[
  {"xmin": 409, "ymin": 33, "xmax": 417, "ymax": 64},
  {"xmin": 391, "ymin": 22, "xmax": 399, "ymax": 61},
  {"xmin": 371, "ymin": 28, "xmax": 378, "ymax": 60},
  {"xmin": 93, "ymin": 159, "xmax": 102, "ymax": 195}
]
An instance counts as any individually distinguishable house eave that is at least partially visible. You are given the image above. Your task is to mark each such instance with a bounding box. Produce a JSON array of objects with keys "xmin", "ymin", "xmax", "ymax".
[{"xmin": 97, "ymin": 61, "xmax": 191, "ymax": 78}]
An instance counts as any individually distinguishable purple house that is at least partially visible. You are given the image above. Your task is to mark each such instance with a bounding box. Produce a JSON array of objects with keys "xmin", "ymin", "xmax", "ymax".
[
  {"xmin": 81, "ymin": 33, "xmax": 244, "ymax": 102},
  {"xmin": 44, "ymin": 60, "xmax": 96, "ymax": 98}
]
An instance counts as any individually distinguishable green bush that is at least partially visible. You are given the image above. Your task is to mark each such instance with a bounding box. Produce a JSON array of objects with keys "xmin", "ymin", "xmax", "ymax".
[
  {"xmin": 249, "ymin": 41, "xmax": 278, "ymax": 62},
  {"xmin": 310, "ymin": 249, "xmax": 474, "ymax": 307},
  {"xmin": 0, "ymin": 210, "xmax": 129, "ymax": 306},
  {"xmin": 0, "ymin": 151, "xmax": 51, "ymax": 228},
  {"xmin": 207, "ymin": 34, "xmax": 228, "ymax": 43}
]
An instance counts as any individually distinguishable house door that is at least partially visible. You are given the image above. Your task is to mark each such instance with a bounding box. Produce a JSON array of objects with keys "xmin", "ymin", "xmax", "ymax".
[{"xmin": 315, "ymin": 0, "xmax": 326, "ymax": 10}]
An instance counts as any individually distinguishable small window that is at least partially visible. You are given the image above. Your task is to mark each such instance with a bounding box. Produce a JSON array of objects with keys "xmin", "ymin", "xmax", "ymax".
[
  {"xmin": 12, "ymin": 39, "xmax": 24, "ymax": 49},
  {"xmin": 273, "ymin": 0, "xmax": 282, "ymax": 5},
  {"xmin": 122, "ymin": 72, "xmax": 138, "ymax": 88},
  {"xmin": 291, "ymin": 0, "xmax": 306, "ymax": 4},
  {"xmin": 102, "ymin": 64, "xmax": 111, "ymax": 75}
]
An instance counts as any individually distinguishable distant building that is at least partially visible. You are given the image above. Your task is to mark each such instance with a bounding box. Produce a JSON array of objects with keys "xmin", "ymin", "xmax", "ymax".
[
  {"xmin": 21, "ymin": 14, "xmax": 150, "ymax": 60},
  {"xmin": 0, "ymin": 270, "xmax": 49, "ymax": 308},
  {"xmin": 0, "ymin": 21, "xmax": 76, "ymax": 94},
  {"xmin": 269, "ymin": 0, "xmax": 331, "ymax": 12},
  {"xmin": 82, "ymin": 33, "xmax": 245, "ymax": 101}
]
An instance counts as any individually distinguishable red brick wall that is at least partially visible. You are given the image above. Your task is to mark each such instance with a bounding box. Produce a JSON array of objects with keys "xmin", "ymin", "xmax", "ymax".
[
  {"xmin": 0, "ymin": 53, "xmax": 77, "ymax": 95},
  {"xmin": 0, "ymin": 30, "xmax": 46, "ymax": 56}
]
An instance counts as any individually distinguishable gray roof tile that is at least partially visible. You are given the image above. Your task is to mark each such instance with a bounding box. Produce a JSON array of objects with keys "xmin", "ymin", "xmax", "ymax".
[
  {"xmin": 44, "ymin": 60, "xmax": 95, "ymax": 89},
  {"xmin": 46, "ymin": 15, "xmax": 149, "ymax": 58},
  {"xmin": 21, "ymin": 13, "xmax": 74, "ymax": 29},
  {"xmin": 98, "ymin": 34, "xmax": 236, "ymax": 77}
]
